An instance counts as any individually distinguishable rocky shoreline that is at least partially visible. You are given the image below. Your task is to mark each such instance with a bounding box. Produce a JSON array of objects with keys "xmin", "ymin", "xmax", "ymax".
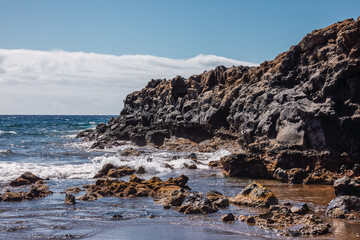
[
  {"xmin": 2, "ymin": 17, "xmax": 358, "ymax": 238},
  {"xmin": 0, "ymin": 170, "xmax": 333, "ymax": 237},
  {"xmin": 73, "ymin": 17, "xmax": 360, "ymax": 236},
  {"xmin": 78, "ymin": 17, "xmax": 360, "ymax": 186}
]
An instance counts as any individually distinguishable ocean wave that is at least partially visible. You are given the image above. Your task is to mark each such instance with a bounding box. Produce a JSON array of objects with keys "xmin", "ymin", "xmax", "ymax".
[
  {"xmin": 0, "ymin": 130, "xmax": 17, "ymax": 135},
  {"xmin": 0, "ymin": 149, "xmax": 14, "ymax": 155},
  {"xmin": 0, "ymin": 162, "xmax": 100, "ymax": 182},
  {"xmin": 90, "ymin": 148, "xmax": 230, "ymax": 175},
  {"xmin": 0, "ymin": 148, "xmax": 230, "ymax": 182}
]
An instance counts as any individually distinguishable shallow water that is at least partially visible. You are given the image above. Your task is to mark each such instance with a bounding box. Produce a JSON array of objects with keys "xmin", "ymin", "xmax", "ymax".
[{"xmin": 0, "ymin": 115, "xmax": 359, "ymax": 240}]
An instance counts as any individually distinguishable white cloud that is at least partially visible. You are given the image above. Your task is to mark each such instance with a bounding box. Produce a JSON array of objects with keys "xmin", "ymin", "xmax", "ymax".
[{"xmin": 0, "ymin": 49, "xmax": 258, "ymax": 115}]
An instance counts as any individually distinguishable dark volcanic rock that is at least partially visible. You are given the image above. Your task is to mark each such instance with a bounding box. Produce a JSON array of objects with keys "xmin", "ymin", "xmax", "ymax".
[
  {"xmin": 326, "ymin": 176, "xmax": 360, "ymax": 219},
  {"xmin": 219, "ymin": 153, "xmax": 271, "ymax": 178},
  {"xmin": 221, "ymin": 213, "xmax": 235, "ymax": 222},
  {"xmin": 333, "ymin": 176, "xmax": 360, "ymax": 197},
  {"xmin": 79, "ymin": 18, "xmax": 360, "ymax": 179},
  {"xmin": 178, "ymin": 192, "xmax": 218, "ymax": 214},
  {"xmin": 326, "ymin": 195, "xmax": 360, "ymax": 219}
]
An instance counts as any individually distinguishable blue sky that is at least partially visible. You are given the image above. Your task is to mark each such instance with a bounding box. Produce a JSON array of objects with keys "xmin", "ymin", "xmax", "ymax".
[
  {"xmin": 0, "ymin": 0, "xmax": 359, "ymax": 114},
  {"xmin": 1, "ymin": 0, "xmax": 359, "ymax": 63}
]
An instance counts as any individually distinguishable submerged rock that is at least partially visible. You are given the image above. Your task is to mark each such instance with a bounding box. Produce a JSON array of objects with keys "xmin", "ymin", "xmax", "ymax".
[
  {"xmin": 230, "ymin": 183, "xmax": 278, "ymax": 207},
  {"xmin": 65, "ymin": 194, "xmax": 76, "ymax": 204}
]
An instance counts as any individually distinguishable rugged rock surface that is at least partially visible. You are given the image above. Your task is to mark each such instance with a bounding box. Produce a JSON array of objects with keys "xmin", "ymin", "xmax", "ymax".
[
  {"xmin": 79, "ymin": 174, "xmax": 190, "ymax": 201},
  {"xmin": 93, "ymin": 164, "xmax": 136, "ymax": 178},
  {"xmin": 230, "ymin": 182, "xmax": 278, "ymax": 207},
  {"xmin": 178, "ymin": 192, "xmax": 218, "ymax": 214},
  {"xmin": 326, "ymin": 176, "xmax": 360, "ymax": 219},
  {"xmin": 239, "ymin": 205, "xmax": 331, "ymax": 236},
  {"xmin": 79, "ymin": 18, "xmax": 360, "ymax": 182},
  {"xmin": 1, "ymin": 180, "xmax": 52, "ymax": 202},
  {"xmin": 9, "ymin": 172, "xmax": 43, "ymax": 187}
]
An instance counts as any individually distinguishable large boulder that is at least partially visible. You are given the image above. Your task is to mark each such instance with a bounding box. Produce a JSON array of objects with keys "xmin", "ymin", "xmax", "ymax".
[
  {"xmin": 219, "ymin": 153, "xmax": 271, "ymax": 178},
  {"xmin": 333, "ymin": 176, "xmax": 360, "ymax": 197},
  {"xmin": 326, "ymin": 195, "xmax": 360, "ymax": 219}
]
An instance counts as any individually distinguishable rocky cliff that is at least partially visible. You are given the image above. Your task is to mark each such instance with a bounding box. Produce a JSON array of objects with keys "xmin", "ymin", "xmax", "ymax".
[{"xmin": 80, "ymin": 18, "xmax": 360, "ymax": 183}]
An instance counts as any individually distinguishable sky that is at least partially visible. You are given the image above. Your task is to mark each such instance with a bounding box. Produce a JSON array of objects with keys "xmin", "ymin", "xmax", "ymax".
[{"xmin": 0, "ymin": 0, "xmax": 359, "ymax": 115}]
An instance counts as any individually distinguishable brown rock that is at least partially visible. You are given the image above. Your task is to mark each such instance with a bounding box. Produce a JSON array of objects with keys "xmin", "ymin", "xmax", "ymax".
[
  {"xmin": 65, "ymin": 194, "xmax": 76, "ymax": 204},
  {"xmin": 61, "ymin": 187, "xmax": 82, "ymax": 194},
  {"xmin": 10, "ymin": 172, "xmax": 43, "ymax": 187},
  {"xmin": 230, "ymin": 183, "xmax": 278, "ymax": 207}
]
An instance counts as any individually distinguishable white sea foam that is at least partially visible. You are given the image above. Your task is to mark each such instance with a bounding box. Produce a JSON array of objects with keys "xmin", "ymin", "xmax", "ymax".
[
  {"xmin": 90, "ymin": 148, "xmax": 230, "ymax": 175},
  {"xmin": 0, "ymin": 130, "xmax": 17, "ymax": 135},
  {"xmin": 0, "ymin": 147, "xmax": 230, "ymax": 181},
  {"xmin": 0, "ymin": 161, "xmax": 100, "ymax": 181}
]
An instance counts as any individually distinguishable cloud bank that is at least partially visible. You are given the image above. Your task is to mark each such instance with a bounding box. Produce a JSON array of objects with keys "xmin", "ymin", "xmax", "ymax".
[{"xmin": 0, "ymin": 49, "xmax": 258, "ymax": 115}]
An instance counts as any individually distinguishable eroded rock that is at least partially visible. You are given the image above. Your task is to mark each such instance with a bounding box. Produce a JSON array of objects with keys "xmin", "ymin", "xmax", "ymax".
[
  {"xmin": 9, "ymin": 172, "xmax": 43, "ymax": 187},
  {"xmin": 230, "ymin": 183, "xmax": 278, "ymax": 207}
]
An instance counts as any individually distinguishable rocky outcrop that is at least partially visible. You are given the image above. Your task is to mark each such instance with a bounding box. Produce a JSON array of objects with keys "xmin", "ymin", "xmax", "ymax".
[
  {"xmin": 79, "ymin": 174, "xmax": 190, "ymax": 201},
  {"xmin": 1, "ymin": 181, "xmax": 52, "ymax": 202},
  {"xmin": 9, "ymin": 172, "xmax": 43, "ymax": 187},
  {"xmin": 79, "ymin": 18, "xmax": 360, "ymax": 181}
]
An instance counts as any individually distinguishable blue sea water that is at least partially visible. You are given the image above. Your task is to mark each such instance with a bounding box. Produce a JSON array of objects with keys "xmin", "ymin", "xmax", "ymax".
[
  {"xmin": 0, "ymin": 115, "xmax": 114, "ymax": 182},
  {"xmin": 0, "ymin": 115, "xmax": 359, "ymax": 240}
]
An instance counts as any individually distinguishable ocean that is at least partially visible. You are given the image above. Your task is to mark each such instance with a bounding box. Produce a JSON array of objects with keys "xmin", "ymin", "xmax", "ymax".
[{"xmin": 0, "ymin": 115, "xmax": 358, "ymax": 239}]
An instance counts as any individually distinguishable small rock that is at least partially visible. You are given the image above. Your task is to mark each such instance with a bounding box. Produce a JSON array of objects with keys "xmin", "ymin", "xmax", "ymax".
[
  {"xmin": 213, "ymin": 197, "xmax": 229, "ymax": 208},
  {"xmin": 290, "ymin": 203, "xmax": 310, "ymax": 214},
  {"xmin": 206, "ymin": 190, "xmax": 224, "ymax": 202},
  {"xmin": 246, "ymin": 216, "xmax": 256, "ymax": 224},
  {"xmin": 136, "ymin": 166, "xmax": 146, "ymax": 174},
  {"xmin": 65, "ymin": 194, "xmax": 76, "ymax": 204},
  {"xmin": 188, "ymin": 153, "xmax": 197, "ymax": 160},
  {"xmin": 221, "ymin": 213, "xmax": 235, "ymax": 222},
  {"xmin": 188, "ymin": 164, "xmax": 197, "ymax": 169},
  {"xmin": 111, "ymin": 214, "xmax": 123, "ymax": 220}
]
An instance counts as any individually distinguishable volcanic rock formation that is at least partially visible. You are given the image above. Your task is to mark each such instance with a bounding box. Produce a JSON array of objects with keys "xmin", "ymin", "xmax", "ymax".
[{"xmin": 80, "ymin": 18, "xmax": 360, "ymax": 181}]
